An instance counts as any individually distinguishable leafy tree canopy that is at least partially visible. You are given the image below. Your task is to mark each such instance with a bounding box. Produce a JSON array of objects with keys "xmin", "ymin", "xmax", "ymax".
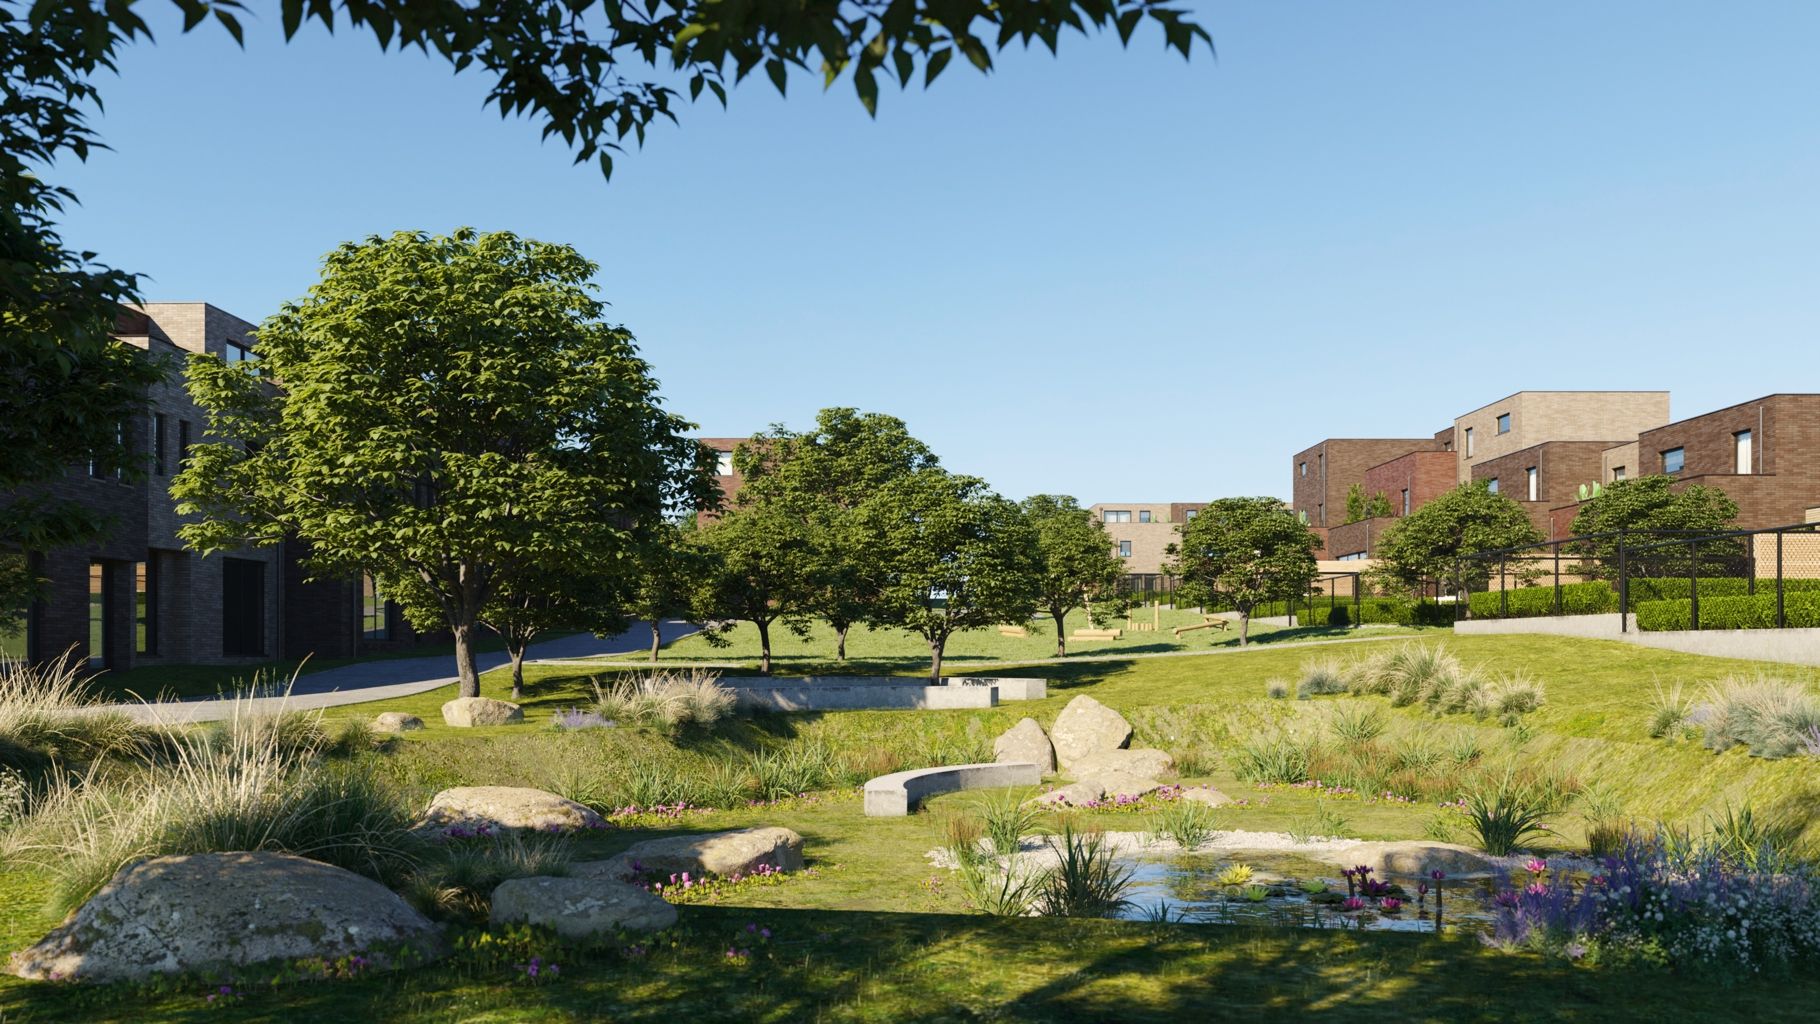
[
  {"xmin": 1166, "ymin": 496, "xmax": 1318, "ymax": 645},
  {"xmin": 172, "ymin": 228, "xmax": 708, "ymax": 695},
  {"xmin": 695, "ymin": 501, "xmax": 816, "ymax": 674},
  {"xmin": 1022, "ymin": 494, "xmax": 1126, "ymax": 656},
  {"xmin": 1567, "ymin": 474, "xmax": 1740, "ymax": 580},
  {"xmin": 1370, "ymin": 482, "xmax": 1543, "ymax": 596},
  {"xmin": 1344, "ymin": 483, "xmax": 1393, "ymax": 524}
]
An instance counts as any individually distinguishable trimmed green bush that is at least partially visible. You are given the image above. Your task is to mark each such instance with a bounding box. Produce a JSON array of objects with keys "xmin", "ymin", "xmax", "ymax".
[
  {"xmin": 1467, "ymin": 581, "xmax": 1616, "ymax": 620},
  {"xmin": 1635, "ymin": 593, "xmax": 1820, "ymax": 631}
]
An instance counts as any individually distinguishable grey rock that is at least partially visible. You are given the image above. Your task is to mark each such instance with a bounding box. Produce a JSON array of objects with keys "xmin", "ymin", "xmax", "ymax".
[
  {"xmin": 1048, "ymin": 695, "xmax": 1132, "ymax": 770},
  {"xmin": 1033, "ymin": 781, "xmax": 1105, "ymax": 808},
  {"xmin": 490, "ymin": 876, "xmax": 677, "ymax": 937},
  {"xmin": 1088, "ymin": 770, "xmax": 1160, "ymax": 800},
  {"xmin": 7, "ymin": 852, "xmax": 441, "ymax": 983},
  {"xmin": 992, "ymin": 718, "xmax": 1056, "ymax": 774},
  {"xmin": 421, "ymin": 786, "xmax": 604, "ymax": 833},
  {"xmin": 440, "ymin": 696, "xmax": 523, "ymax": 728},
  {"xmin": 1180, "ymin": 786, "xmax": 1234, "ymax": 807},
  {"xmin": 1340, "ymin": 841, "xmax": 1496, "ymax": 878},
  {"xmin": 373, "ymin": 711, "xmax": 424, "ymax": 732},
  {"xmin": 576, "ymin": 827, "xmax": 805, "ymax": 881},
  {"xmin": 1068, "ymin": 747, "xmax": 1173, "ymax": 781}
]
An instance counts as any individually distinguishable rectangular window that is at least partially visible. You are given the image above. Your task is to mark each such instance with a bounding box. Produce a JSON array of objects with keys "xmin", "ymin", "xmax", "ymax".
[
  {"xmin": 1299, "ymin": 462, "xmax": 1307, "ymax": 477},
  {"xmin": 1486, "ymin": 478, "xmax": 1500, "ymax": 495},
  {"xmin": 1734, "ymin": 430, "xmax": 1752, "ymax": 474},
  {"xmin": 1526, "ymin": 466, "xmax": 1539, "ymax": 501},
  {"xmin": 88, "ymin": 561, "xmax": 107, "ymax": 669},
  {"xmin": 135, "ymin": 560, "xmax": 156, "ymax": 656},
  {"xmin": 361, "ymin": 574, "xmax": 389, "ymax": 640},
  {"xmin": 1138, "ymin": 510, "xmax": 1152, "ymax": 524},
  {"xmin": 1612, "ymin": 465, "xmax": 1626, "ymax": 482},
  {"xmin": 154, "ymin": 413, "xmax": 168, "ymax": 475},
  {"xmin": 1496, "ymin": 413, "xmax": 1511, "ymax": 434},
  {"xmin": 1317, "ymin": 502, "xmax": 1324, "ymax": 526},
  {"xmin": 715, "ymin": 451, "xmax": 734, "ymax": 476},
  {"xmin": 1662, "ymin": 447, "xmax": 1685, "ymax": 475},
  {"xmin": 225, "ymin": 340, "xmax": 257, "ymax": 365},
  {"xmin": 1184, "ymin": 509, "xmax": 1197, "ymax": 521},
  {"xmin": 1401, "ymin": 488, "xmax": 1410, "ymax": 515},
  {"xmin": 221, "ymin": 558, "xmax": 266, "ymax": 657},
  {"xmin": 1464, "ymin": 428, "xmax": 1475, "ymax": 456},
  {"xmin": 1117, "ymin": 540, "xmax": 1132, "ymax": 558},
  {"xmin": 1102, "ymin": 510, "xmax": 1131, "ymax": 524}
]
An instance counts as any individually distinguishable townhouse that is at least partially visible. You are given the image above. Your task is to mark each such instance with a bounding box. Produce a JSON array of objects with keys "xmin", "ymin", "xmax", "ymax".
[{"xmin": 1087, "ymin": 502, "xmax": 1206, "ymax": 590}]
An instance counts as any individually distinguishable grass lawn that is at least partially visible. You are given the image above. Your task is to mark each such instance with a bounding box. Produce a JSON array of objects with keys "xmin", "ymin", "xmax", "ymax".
[{"xmin": 3, "ymin": 631, "xmax": 1818, "ymax": 1020}]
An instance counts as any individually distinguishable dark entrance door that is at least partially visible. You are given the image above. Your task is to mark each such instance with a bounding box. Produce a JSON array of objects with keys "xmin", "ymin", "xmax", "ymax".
[{"xmin": 222, "ymin": 558, "xmax": 265, "ymax": 657}]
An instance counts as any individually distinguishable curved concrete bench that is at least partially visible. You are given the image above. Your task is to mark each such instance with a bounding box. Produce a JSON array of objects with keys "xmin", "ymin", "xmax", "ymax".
[{"xmin": 863, "ymin": 761, "xmax": 1043, "ymax": 817}]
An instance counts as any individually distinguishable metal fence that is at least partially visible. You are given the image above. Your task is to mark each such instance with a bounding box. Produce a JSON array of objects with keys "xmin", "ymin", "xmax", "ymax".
[{"xmin": 1456, "ymin": 520, "xmax": 1820, "ymax": 632}]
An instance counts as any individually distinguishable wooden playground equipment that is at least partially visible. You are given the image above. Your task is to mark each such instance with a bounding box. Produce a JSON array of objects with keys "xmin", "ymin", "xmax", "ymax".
[
  {"xmin": 1171, "ymin": 615, "xmax": 1230, "ymax": 637},
  {"xmin": 996, "ymin": 624, "xmax": 1028, "ymax": 637}
]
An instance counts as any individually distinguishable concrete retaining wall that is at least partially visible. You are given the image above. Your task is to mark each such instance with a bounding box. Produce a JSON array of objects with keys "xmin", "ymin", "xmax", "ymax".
[
  {"xmin": 1453, "ymin": 614, "xmax": 1623, "ymax": 639},
  {"xmin": 720, "ymin": 675, "xmax": 1045, "ymax": 711},
  {"xmin": 1454, "ymin": 615, "xmax": 1820, "ymax": 667}
]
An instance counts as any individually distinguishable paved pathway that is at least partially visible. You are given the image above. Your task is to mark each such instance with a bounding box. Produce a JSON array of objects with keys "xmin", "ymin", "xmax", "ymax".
[{"xmin": 103, "ymin": 621, "xmax": 700, "ymax": 725}]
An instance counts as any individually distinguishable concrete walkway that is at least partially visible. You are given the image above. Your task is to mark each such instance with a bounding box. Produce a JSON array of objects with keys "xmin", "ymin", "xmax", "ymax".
[{"xmin": 103, "ymin": 621, "xmax": 701, "ymax": 725}]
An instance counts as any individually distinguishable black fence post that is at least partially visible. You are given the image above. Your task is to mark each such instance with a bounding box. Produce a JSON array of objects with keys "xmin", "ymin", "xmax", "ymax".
[
  {"xmin": 1777, "ymin": 530, "xmax": 1786, "ymax": 629},
  {"xmin": 1747, "ymin": 534, "xmax": 1757, "ymax": 596},
  {"xmin": 1553, "ymin": 540, "xmax": 1563, "ymax": 616},
  {"xmin": 1688, "ymin": 539, "xmax": 1700, "ymax": 631},
  {"xmin": 1499, "ymin": 556, "xmax": 1508, "ymax": 618},
  {"xmin": 1618, "ymin": 535, "xmax": 1629, "ymax": 634}
]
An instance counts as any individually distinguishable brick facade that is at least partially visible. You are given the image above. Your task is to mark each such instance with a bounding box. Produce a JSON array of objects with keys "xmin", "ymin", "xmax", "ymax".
[
  {"xmin": 1631, "ymin": 394, "xmax": 1820, "ymax": 530},
  {"xmin": 1088, "ymin": 502, "xmax": 1203, "ymax": 580},
  {"xmin": 1453, "ymin": 391, "xmax": 1669, "ymax": 485},
  {"xmin": 696, "ymin": 436, "xmax": 749, "ymax": 522},
  {"xmin": 1291, "ymin": 438, "xmax": 1447, "ymax": 537},
  {"xmin": 1470, "ymin": 440, "xmax": 1617, "ymax": 538}
]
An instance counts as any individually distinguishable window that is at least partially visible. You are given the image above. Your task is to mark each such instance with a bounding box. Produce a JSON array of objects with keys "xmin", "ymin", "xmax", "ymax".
[
  {"xmin": 1735, "ymin": 430, "xmax": 1752, "ymax": 474},
  {"xmin": 221, "ymin": 558, "xmax": 266, "ymax": 657},
  {"xmin": 1103, "ymin": 510, "xmax": 1132, "ymax": 524},
  {"xmin": 1138, "ymin": 510, "xmax": 1152, "ymax": 524},
  {"xmin": 1401, "ymin": 488, "xmax": 1410, "ymax": 515},
  {"xmin": 1662, "ymin": 447, "xmax": 1685, "ymax": 475},
  {"xmin": 1299, "ymin": 462, "xmax": 1307, "ymax": 478},
  {"xmin": 1117, "ymin": 540, "xmax": 1132, "ymax": 559},
  {"xmin": 135, "ymin": 560, "xmax": 156, "ymax": 656},
  {"xmin": 1612, "ymin": 465, "xmax": 1626, "ymax": 482},
  {"xmin": 1526, "ymin": 466, "xmax": 1539, "ymax": 501},
  {"xmin": 1317, "ymin": 502, "xmax": 1324, "ymax": 525},
  {"xmin": 1184, "ymin": 509, "xmax": 1197, "ymax": 521},
  {"xmin": 715, "ymin": 451, "xmax": 734, "ymax": 476},
  {"xmin": 1464, "ymin": 427, "xmax": 1475, "ymax": 456},
  {"xmin": 225, "ymin": 339, "xmax": 257, "ymax": 365},
  {"xmin": 1486, "ymin": 478, "xmax": 1500, "ymax": 494},
  {"xmin": 154, "ymin": 413, "xmax": 168, "ymax": 475},
  {"xmin": 361, "ymin": 575, "xmax": 389, "ymax": 640},
  {"xmin": 88, "ymin": 561, "xmax": 106, "ymax": 669},
  {"xmin": 1496, "ymin": 413, "xmax": 1511, "ymax": 434}
]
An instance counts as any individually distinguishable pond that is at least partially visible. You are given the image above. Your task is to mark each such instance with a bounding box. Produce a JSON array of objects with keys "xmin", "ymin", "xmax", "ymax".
[{"xmin": 1114, "ymin": 851, "xmax": 1503, "ymax": 934}]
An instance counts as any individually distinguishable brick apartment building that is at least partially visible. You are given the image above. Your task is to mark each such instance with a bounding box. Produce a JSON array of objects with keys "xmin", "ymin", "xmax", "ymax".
[
  {"xmin": 1291, "ymin": 437, "xmax": 1451, "ymax": 549},
  {"xmin": 696, "ymin": 437, "xmax": 748, "ymax": 521},
  {"xmin": 5, "ymin": 304, "xmax": 435, "ymax": 673},
  {"xmin": 1087, "ymin": 502, "xmax": 1205, "ymax": 589}
]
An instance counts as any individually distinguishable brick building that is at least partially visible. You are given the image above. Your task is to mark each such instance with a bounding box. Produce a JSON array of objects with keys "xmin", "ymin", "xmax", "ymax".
[
  {"xmin": 1088, "ymin": 502, "xmax": 1205, "ymax": 588},
  {"xmin": 1452, "ymin": 391, "xmax": 1669, "ymax": 485},
  {"xmin": 6, "ymin": 304, "xmax": 435, "ymax": 673},
  {"xmin": 1291, "ymin": 437, "xmax": 1450, "ymax": 553},
  {"xmin": 696, "ymin": 436, "xmax": 749, "ymax": 521},
  {"xmin": 1468, "ymin": 440, "xmax": 1614, "ymax": 539}
]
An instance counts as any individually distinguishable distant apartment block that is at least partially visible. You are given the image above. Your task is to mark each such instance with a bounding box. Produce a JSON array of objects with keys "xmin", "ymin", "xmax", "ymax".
[
  {"xmin": 5, "ymin": 304, "xmax": 438, "ymax": 673},
  {"xmin": 1088, "ymin": 502, "xmax": 1205, "ymax": 589},
  {"xmin": 696, "ymin": 436, "xmax": 748, "ymax": 521}
]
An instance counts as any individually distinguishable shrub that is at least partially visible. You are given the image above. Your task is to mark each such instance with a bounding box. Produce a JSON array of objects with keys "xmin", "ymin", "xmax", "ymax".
[
  {"xmin": 1035, "ymin": 824, "xmax": 1134, "ymax": 918},
  {"xmin": 1467, "ymin": 581, "xmax": 1617, "ymax": 620},
  {"xmin": 1229, "ymin": 732, "xmax": 1312, "ymax": 784},
  {"xmin": 1326, "ymin": 702, "xmax": 1387, "ymax": 744},
  {"xmin": 1695, "ymin": 675, "xmax": 1820, "ymax": 758},
  {"xmin": 1326, "ymin": 605, "xmax": 1351, "ymax": 627},
  {"xmin": 1461, "ymin": 770, "xmax": 1557, "ymax": 856},
  {"xmin": 1635, "ymin": 592, "xmax": 1820, "ymax": 631},
  {"xmin": 591, "ymin": 670, "xmax": 735, "ymax": 732},
  {"xmin": 1147, "ymin": 799, "xmax": 1219, "ymax": 850},
  {"xmin": 1295, "ymin": 657, "xmax": 1350, "ymax": 699},
  {"xmin": 1263, "ymin": 679, "xmax": 1288, "ymax": 700}
]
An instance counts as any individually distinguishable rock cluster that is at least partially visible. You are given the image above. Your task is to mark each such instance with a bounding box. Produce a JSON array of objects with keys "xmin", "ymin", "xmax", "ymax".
[{"xmin": 991, "ymin": 696, "xmax": 1187, "ymax": 808}]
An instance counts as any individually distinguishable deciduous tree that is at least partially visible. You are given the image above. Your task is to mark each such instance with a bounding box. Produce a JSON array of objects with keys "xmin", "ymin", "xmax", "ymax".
[
  {"xmin": 1371, "ymin": 482, "xmax": 1543, "ymax": 600},
  {"xmin": 1166, "ymin": 497, "xmax": 1318, "ymax": 646},
  {"xmin": 173, "ymin": 229, "xmax": 708, "ymax": 697},
  {"xmin": 1022, "ymin": 494, "xmax": 1126, "ymax": 657},
  {"xmin": 695, "ymin": 502, "xmax": 816, "ymax": 675},
  {"xmin": 1567, "ymin": 475, "xmax": 1740, "ymax": 579}
]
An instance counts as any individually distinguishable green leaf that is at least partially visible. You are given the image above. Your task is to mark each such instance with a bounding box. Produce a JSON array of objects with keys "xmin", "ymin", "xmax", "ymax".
[
  {"xmin": 924, "ymin": 47, "xmax": 953, "ymax": 87},
  {"xmin": 766, "ymin": 58, "xmax": 788, "ymax": 95}
]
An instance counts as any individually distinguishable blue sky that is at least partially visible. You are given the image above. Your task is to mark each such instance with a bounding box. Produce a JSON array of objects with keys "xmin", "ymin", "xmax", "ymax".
[{"xmin": 55, "ymin": 2, "xmax": 1820, "ymax": 502}]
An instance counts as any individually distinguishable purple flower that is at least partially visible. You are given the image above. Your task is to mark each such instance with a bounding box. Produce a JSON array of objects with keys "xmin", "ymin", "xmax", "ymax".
[
  {"xmin": 1379, "ymin": 898, "xmax": 1403, "ymax": 912},
  {"xmin": 1524, "ymin": 858, "xmax": 1548, "ymax": 875},
  {"xmin": 1341, "ymin": 897, "xmax": 1367, "ymax": 911}
]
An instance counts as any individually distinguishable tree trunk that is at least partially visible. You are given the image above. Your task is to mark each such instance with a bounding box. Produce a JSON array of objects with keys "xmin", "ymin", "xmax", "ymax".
[
  {"xmin": 835, "ymin": 622, "xmax": 849, "ymax": 662},
  {"xmin": 929, "ymin": 635, "xmax": 945, "ymax": 683},
  {"xmin": 756, "ymin": 618, "xmax": 772, "ymax": 675},
  {"xmin": 509, "ymin": 644, "xmax": 526, "ymax": 702},
  {"xmin": 649, "ymin": 619, "xmax": 663, "ymax": 662},
  {"xmin": 1053, "ymin": 606, "xmax": 1068, "ymax": 658},
  {"xmin": 453, "ymin": 618, "xmax": 480, "ymax": 698},
  {"xmin": 1239, "ymin": 611, "xmax": 1251, "ymax": 647}
]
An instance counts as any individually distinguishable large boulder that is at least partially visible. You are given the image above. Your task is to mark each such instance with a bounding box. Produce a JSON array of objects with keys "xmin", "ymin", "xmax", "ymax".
[
  {"xmin": 576, "ymin": 827, "xmax": 804, "ymax": 881},
  {"xmin": 992, "ymin": 718, "xmax": 1056, "ymax": 774},
  {"xmin": 1068, "ymin": 747, "xmax": 1174, "ymax": 781},
  {"xmin": 8, "ymin": 852, "xmax": 441, "ymax": 984},
  {"xmin": 373, "ymin": 711, "xmax": 424, "ymax": 733},
  {"xmin": 441, "ymin": 696, "xmax": 523, "ymax": 728},
  {"xmin": 490, "ymin": 877, "xmax": 677, "ymax": 938},
  {"xmin": 1033, "ymin": 781, "xmax": 1104, "ymax": 808},
  {"xmin": 421, "ymin": 786, "xmax": 604, "ymax": 833},
  {"xmin": 1049, "ymin": 695, "xmax": 1132, "ymax": 770},
  {"xmin": 1337, "ymin": 842, "xmax": 1496, "ymax": 878},
  {"xmin": 1181, "ymin": 786, "xmax": 1234, "ymax": 807},
  {"xmin": 1088, "ymin": 770, "xmax": 1160, "ymax": 801}
]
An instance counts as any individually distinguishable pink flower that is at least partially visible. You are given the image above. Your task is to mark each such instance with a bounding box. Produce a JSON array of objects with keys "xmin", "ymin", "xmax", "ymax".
[{"xmin": 1524, "ymin": 858, "xmax": 1547, "ymax": 875}]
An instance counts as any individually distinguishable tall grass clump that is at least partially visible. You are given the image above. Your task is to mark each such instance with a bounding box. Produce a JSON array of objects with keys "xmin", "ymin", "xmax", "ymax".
[
  {"xmin": 1326, "ymin": 701, "xmax": 1387, "ymax": 744},
  {"xmin": 1036, "ymin": 824, "xmax": 1134, "ymax": 918},
  {"xmin": 1295, "ymin": 657, "xmax": 1350, "ymax": 699},
  {"xmin": 978, "ymin": 790, "xmax": 1043, "ymax": 857},
  {"xmin": 403, "ymin": 830, "xmax": 571, "ymax": 923},
  {"xmin": 5, "ymin": 699, "xmax": 416, "ymax": 915},
  {"xmin": 1229, "ymin": 731, "xmax": 1312, "ymax": 784},
  {"xmin": 0, "ymin": 652, "xmax": 144, "ymax": 772},
  {"xmin": 956, "ymin": 856, "xmax": 1046, "ymax": 917},
  {"xmin": 1693, "ymin": 675, "xmax": 1820, "ymax": 759},
  {"xmin": 1461, "ymin": 769, "xmax": 1558, "ymax": 856},
  {"xmin": 1647, "ymin": 682, "xmax": 1698, "ymax": 740},
  {"xmin": 1148, "ymin": 798, "xmax": 1219, "ymax": 849},
  {"xmin": 592, "ymin": 669, "xmax": 736, "ymax": 733}
]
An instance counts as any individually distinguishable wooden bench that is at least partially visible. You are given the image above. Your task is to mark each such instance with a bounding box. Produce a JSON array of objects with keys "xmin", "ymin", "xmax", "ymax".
[
  {"xmin": 1171, "ymin": 618, "xmax": 1231, "ymax": 637},
  {"xmin": 1072, "ymin": 628, "xmax": 1122, "ymax": 640}
]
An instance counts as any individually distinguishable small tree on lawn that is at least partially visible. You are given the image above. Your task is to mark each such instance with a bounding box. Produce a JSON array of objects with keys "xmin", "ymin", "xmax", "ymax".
[
  {"xmin": 1022, "ymin": 494, "xmax": 1126, "ymax": 657},
  {"xmin": 735, "ymin": 408, "xmax": 938, "ymax": 662},
  {"xmin": 1166, "ymin": 497, "xmax": 1319, "ymax": 646},
  {"xmin": 478, "ymin": 569, "xmax": 627, "ymax": 702},
  {"xmin": 627, "ymin": 520, "xmax": 721, "ymax": 662},
  {"xmin": 1371, "ymin": 481, "xmax": 1543, "ymax": 602},
  {"xmin": 696, "ymin": 503, "xmax": 815, "ymax": 675},
  {"xmin": 1567, "ymin": 475, "xmax": 1740, "ymax": 579},
  {"xmin": 861, "ymin": 470, "xmax": 1039, "ymax": 682},
  {"xmin": 173, "ymin": 229, "xmax": 709, "ymax": 698}
]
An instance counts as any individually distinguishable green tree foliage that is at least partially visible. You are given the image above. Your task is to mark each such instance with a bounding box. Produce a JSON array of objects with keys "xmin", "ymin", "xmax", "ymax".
[
  {"xmin": 736, "ymin": 409, "xmax": 939, "ymax": 662},
  {"xmin": 1022, "ymin": 495, "xmax": 1126, "ymax": 657},
  {"xmin": 1166, "ymin": 497, "xmax": 1318, "ymax": 646},
  {"xmin": 859, "ymin": 470, "xmax": 1040, "ymax": 681},
  {"xmin": 172, "ymin": 229, "xmax": 708, "ymax": 697},
  {"xmin": 627, "ymin": 519, "xmax": 720, "ymax": 662},
  {"xmin": 1371, "ymin": 482, "xmax": 1544, "ymax": 599},
  {"xmin": 1567, "ymin": 475, "xmax": 1741, "ymax": 579},
  {"xmin": 696, "ymin": 503, "xmax": 816, "ymax": 675},
  {"xmin": 1344, "ymin": 483, "xmax": 1394, "ymax": 524}
]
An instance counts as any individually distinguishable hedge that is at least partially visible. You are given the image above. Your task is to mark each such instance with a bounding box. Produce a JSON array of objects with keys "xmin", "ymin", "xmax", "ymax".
[
  {"xmin": 1623, "ymin": 576, "xmax": 1820, "ymax": 606},
  {"xmin": 1212, "ymin": 596, "xmax": 1450, "ymax": 626},
  {"xmin": 1634, "ymin": 592, "xmax": 1820, "ymax": 631},
  {"xmin": 1467, "ymin": 577, "xmax": 1820, "ymax": 619}
]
